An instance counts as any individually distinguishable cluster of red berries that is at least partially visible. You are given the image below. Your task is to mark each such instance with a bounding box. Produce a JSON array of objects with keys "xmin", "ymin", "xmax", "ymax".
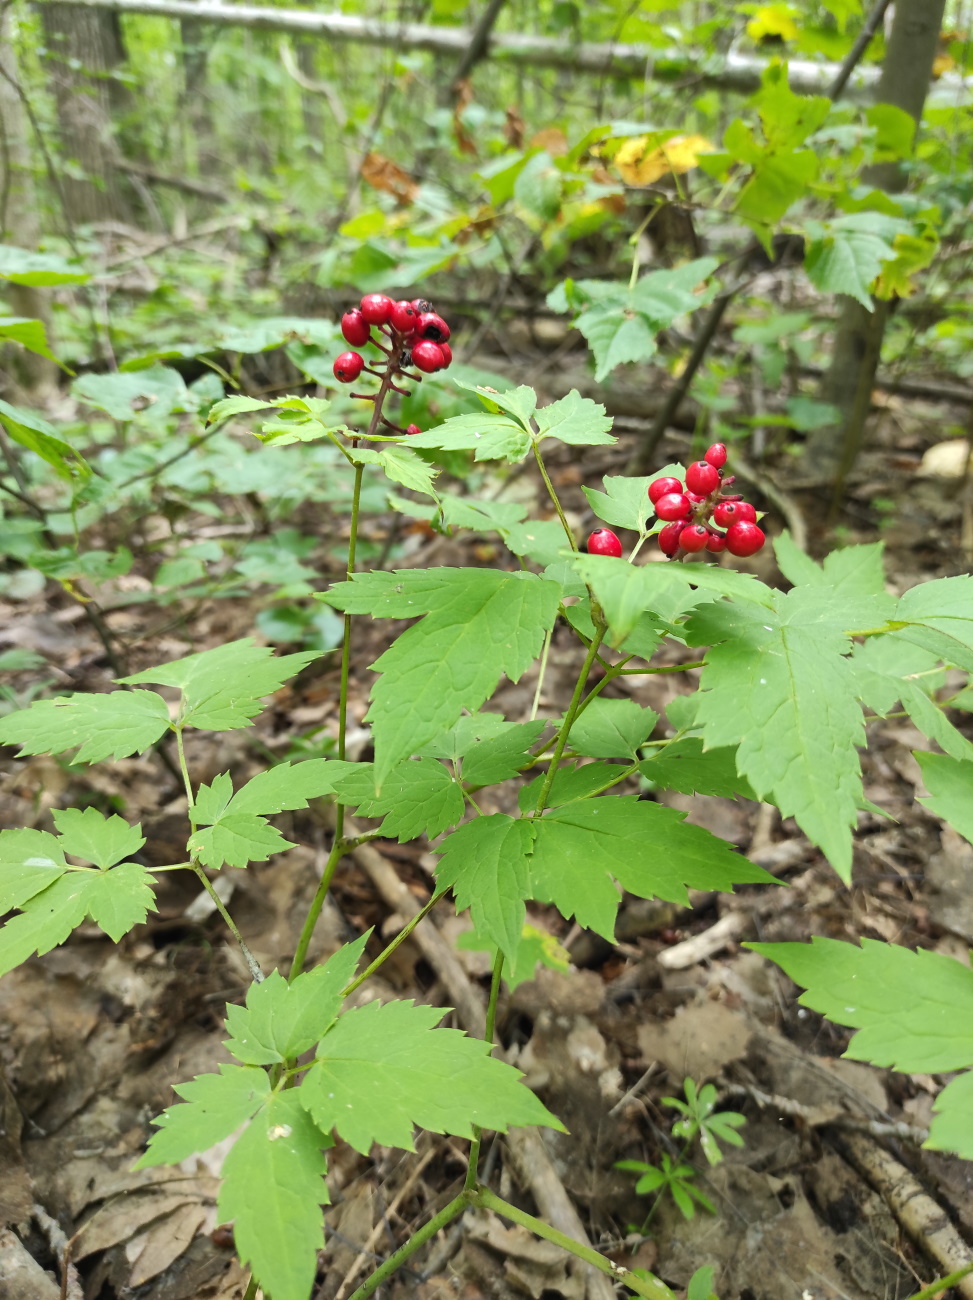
[
  {"xmin": 587, "ymin": 443, "xmax": 766, "ymax": 561},
  {"xmin": 333, "ymin": 293, "xmax": 453, "ymax": 385}
]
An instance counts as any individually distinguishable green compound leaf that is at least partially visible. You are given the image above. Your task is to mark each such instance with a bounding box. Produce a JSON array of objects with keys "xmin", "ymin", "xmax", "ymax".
[
  {"xmin": 51, "ymin": 807, "xmax": 145, "ymax": 869},
  {"xmin": 421, "ymin": 714, "xmax": 546, "ymax": 786},
  {"xmin": 686, "ymin": 588, "xmax": 866, "ymax": 880},
  {"xmin": 189, "ymin": 816, "xmax": 295, "ymax": 869},
  {"xmin": 227, "ymin": 760, "xmax": 342, "ymax": 816},
  {"xmin": 640, "ymin": 738, "xmax": 756, "ymax": 799},
  {"xmin": 0, "ymin": 690, "xmax": 171, "ymax": 762},
  {"xmin": 331, "ymin": 759, "xmax": 464, "ymax": 841},
  {"xmin": 299, "ymin": 998, "xmax": 561, "ymax": 1154},
  {"xmin": 82, "ymin": 861, "xmax": 157, "ymax": 941},
  {"xmin": 749, "ymin": 937, "xmax": 973, "ymax": 1074},
  {"xmin": 220, "ymin": 1090, "xmax": 331, "ymax": 1300},
  {"xmin": 0, "ymin": 829, "xmax": 67, "ymax": 911},
  {"xmin": 120, "ymin": 639, "xmax": 318, "ymax": 731},
  {"xmin": 189, "ymin": 772, "xmax": 234, "ymax": 825},
  {"xmin": 322, "ymin": 570, "xmax": 560, "ymax": 783},
  {"xmin": 926, "ymin": 1072, "xmax": 973, "ymax": 1160},
  {"xmin": 583, "ymin": 471, "xmax": 676, "ymax": 533},
  {"xmin": 892, "ymin": 575, "xmax": 973, "ymax": 672},
  {"xmin": 439, "ymin": 495, "xmax": 565, "ymax": 566},
  {"xmin": 774, "ymin": 534, "xmax": 888, "ymax": 599},
  {"xmin": 519, "ymin": 761, "xmax": 628, "ymax": 812},
  {"xmin": 915, "ymin": 752, "xmax": 973, "ymax": 844},
  {"xmin": 225, "ymin": 935, "xmax": 369, "ymax": 1066},
  {"xmin": 135, "ymin": 1063, "xmax": 271, "ymax": 1167},
  {"xmin": 435, "ymin": 816, "xmax": 534, "ymax": 963},
  {"xmin": 569, "ymin": 697, "xmax": 659, "ymax": 759},
  {"xmin": 406, "ymin": 411, "xmax": 531, "ymax": 463},
  {"xmin": 533, "ymin": 390, "xmax": 615, "ymax": 447}
]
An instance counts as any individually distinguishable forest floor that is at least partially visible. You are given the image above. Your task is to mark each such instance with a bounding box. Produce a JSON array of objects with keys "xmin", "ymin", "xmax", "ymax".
[{"xmin": 2, "ymin": 346, "xmax": 973, "ymax": 1300}]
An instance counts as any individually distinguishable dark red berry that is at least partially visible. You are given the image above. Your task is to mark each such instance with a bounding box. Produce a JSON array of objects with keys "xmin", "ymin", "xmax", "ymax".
[
  {"xmin": 648, "ymin": 476, "xmax": 682, "ymax": 504},
  {"xmin": 655, "ymin": 492, "xmax": 692, "ymax": 521},
  {"xmin": 712, "ymin": 500, "xmax": 757, "ymax": 528},
  {"xmin": 705, "ymin": 531, "xmax": 727, "ymax": 553},
  {"xmin": 439, "ymin": 342, "xmax": 453, "ymax": 367},
  {"xmin": 587, "ymin": 528, "xmax": 623, "ymax": 557},
  {"xmin": 405, "ymin": 423, "xmax": 421, "ymax": 436},
  {"xmin": 415, "ymin": 311, "xmax": 450, "ymax": 343},
  {"xmin": 333, "ymin": 351, "xmax": 364, "ymax": 382},
  {"xmin": 725, "ymin": 522, "xmax": 765, "ymax": 557},
  {"xmin": 704, "ymin": 442, "xmax": 727, "ymax": 469},
  {"xmin": 679, "ymin": 524, "xmax": 710, "ymax": 553},
  {"xmin": 685, "ymin": 461, "xmax": 721, "ymax": 495},
  {"xmin": 411, "ymin": 298, "xmax": 433, "ymax": 314},
  {"xmin": 341, "ymin": 309, "xmax": 371, "ymax": 347},
  {"xmin": 658, "ymin": 521, "xmax": 683, "ymax": 557},
  {"xmin": 411, "ymin": 340, "xmax": 445, "ymax": 373},
  {"xmin": 389, "ymin": 300, "xmax": 417, "ymax": 332},
  {"xmin": 359, "ymin": 293, "xmax": 394, "ymax": 325}
]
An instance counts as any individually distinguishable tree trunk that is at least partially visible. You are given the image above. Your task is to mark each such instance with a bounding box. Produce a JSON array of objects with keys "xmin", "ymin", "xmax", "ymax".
[
  {"xmin": 37, "ymin": 1, "xmax": 133, "ymax": 224},
  {"xmin": 807, "ymin": 0, "xmax": 947, "ymax": 480}
]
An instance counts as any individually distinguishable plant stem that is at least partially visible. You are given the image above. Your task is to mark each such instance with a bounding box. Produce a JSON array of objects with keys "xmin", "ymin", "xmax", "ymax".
[
  {"xmin": 346, "ymin": 1192, "xmax": 474, "ymax": 1300},
  {"xmin": 465, "ymin": 948, "xmax": 505, "ymax": 1191},
  {"xmin": 532, "ymin": 442, "xmax": 576, "ymax": 551},
  {"xmin": 530, "ymin": 624, "xmax": 606, "ymax": 815},
  {"xmin": 473, "ymin": 1187, "xmax": 673, "ymax": 1299},
  {"xmin": 909, "ymin": 1264, "xmax": 973, "ymax": 1300},
  {"xmin": 530, "ymin": 625, "xmax": 553, "ymax": 721},
  {"xmin": 340, "ymin": 892, "xmax": 442, "ymax": 997},
  {"xmin": 241, "ymin": 1277, "xmax": 260, "ymax": 1300}
]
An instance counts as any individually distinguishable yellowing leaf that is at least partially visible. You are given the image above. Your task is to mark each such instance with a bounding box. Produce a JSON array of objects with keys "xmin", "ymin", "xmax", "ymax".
[
  {"xmin": 745, "ymin": 4, "xmax": 799, "ymax": 42},
  {"xmin": 613, "ymin": 134, "xmax": 716, "ymax": 186},
  {"xmin": 874, "ymin": 231, "xmax": 938, "ymax": 300}
]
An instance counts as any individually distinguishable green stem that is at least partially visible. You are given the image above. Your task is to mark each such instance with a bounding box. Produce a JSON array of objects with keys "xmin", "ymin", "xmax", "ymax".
[
  {"xmin": 530, "ymin": 625, "xmax": 553, "ymax": 721},
  {"xmin": 909, "ymin": 1264, "xmax": 973, "ymax": 1300},
  {"xmin": 473, "ymin": 1187, "xmax": 673, "ymax": 1299},
  {"xmin": 289, "ymin": 831, "xmax": 346, "ymax": 982},
  {"xmin": 530, "ymin": 624, "xmax": 606, "ymax": 815},
  {"xmin": 340, "ymin": 892, "xmax": 442, "ymax": 998},
  {"xmin": 346, "ymin": 1192, "xmax": 474, "ymax": 1300},
  {"xmin": 532, "ymin": 442, "xmax": 577, "ymax": 551},
  {"xmin": 465, "ymin": 949, "xmax": 505, "ymax": 1191},
  {"xmin": 241, "ymin": 1276, "xmax": 260, "ymax": 1300}
]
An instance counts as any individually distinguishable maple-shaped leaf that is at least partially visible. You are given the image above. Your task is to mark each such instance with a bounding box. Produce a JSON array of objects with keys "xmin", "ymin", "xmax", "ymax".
[
  {"xmin": 189, "ymin": 817, "xmax": 295, "ymax": 869},
  {"xmin": 0, "ymin": 689, "xmax": 170, "ymax": 762},
  {"xmin": 51, "ymin": 807, "xmax": 145, "ymax": 868},
  {"xmin": 0, "ymin": 828, "xmax": 67, "ymax": 911},
  {"xmin": 569, "ymin": 697, "xmax": 658, "ymax": 759},
  {"xmin": 82, "ymin": 862, "xmax": 157, "ymax": 941},
  {"xmin": 774, "ymin": 533, "xmax": 888, "ymax": 599},
  {"xmin": 120, "ymin": 639, "xmax": 317, "ymax": 730},
  {"xmin": 533, "ymin": 390, "xmax": 615, "ymax": 447},
  {"xmin": 331, "ymin": 759, "xmax": 464, "ymax": 841},
  {"xmin": 322, "ymin": 570, "xmax": 560, "ymax": 783},
  {"xmin": 299, "ymin": 998, "xmax": 561, "ymax": 1153}
]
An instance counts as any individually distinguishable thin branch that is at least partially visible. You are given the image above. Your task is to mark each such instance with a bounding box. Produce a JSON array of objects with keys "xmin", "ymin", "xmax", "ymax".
[{"xmin": 827, "ymin": 0, "xmax": 894, "ymax": 102}]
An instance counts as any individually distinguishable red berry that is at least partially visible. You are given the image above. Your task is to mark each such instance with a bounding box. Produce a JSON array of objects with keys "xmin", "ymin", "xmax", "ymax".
[
  {"xmin": 439, "ymin": 342, "xmax": 453, "ymax": 367},
  {"xmin": 658, "ymin": 521, "xmax": 683, "ymax": 557},
  {"xmin": 679, "ymin": 524, "xmax": 710, "ymax": 553},
  {"xmin": 389, "ymin": 300, "xmax": 417, "ymax": 332},
  {"xmin": 359, "ymin": 293, "xmax": 394, "ymax": 325},
  {"xmin": 725, "ymin": 522, "xmax": 765, "ymax": 557},
  {"xmin": 405, "ymin": 423, "xmax": 421, "ymax": 436},
  {"xmin": 712, "ymin": 500, "xmax": 757, "ymax": 528},
  {"xmin": 655, "ymin": 492, "xmax": 692, "ymax": 521},
  {"xmin": 411, "ymin": 340, "xmax": 446, "ymax": 373},
  {"xmin": 686, "ymin": 492, "xmax": 707, "ymax": 505},
  {"xmin": 341, "ymin": 309, "xmax": 371, "ymax": 347},
  {"xmin": 333, "ymin": 351, "xmax": 364, "ymax": 382},
  {"xmin": 587, "ymin": 528, "xmax": 623, "ymax": 557},
  {"xmin": 648, "ymin": 476, "xmax": 682, "ymax": 503},
  {"xmin": 685, "ymin": 461, "xmax": 721, "ymax": 495},
  {"xmin": 415, "ymin": 311, "xmax": 450, "ymax": 342},
  {"xmin": 705, "ymin": 531, "xmax": 727, "ymax": 553},
  {"xmin": 411, "ymin": 298, "xmax": 433, "ymax": 314},
  {"xmin": 704, "ymin": 442, "xmax": 727, "ymax": 469}
]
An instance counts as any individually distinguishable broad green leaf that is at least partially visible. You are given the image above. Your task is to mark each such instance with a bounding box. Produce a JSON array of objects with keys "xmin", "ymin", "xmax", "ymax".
[
  {"xmin": 434, "ymin": 816, "xmax": 535, "ymax": 963},
  {"xmin": 0, "ymin": 397, "xmax": 89, "ymax": 481},
  {"xmin": 0, "ymin": 316, "xmax": 64, "ymax": 367},
  {"xmin": 0, "ymin": 829, "xmax": 67, "ymax": 911},
  {"xmin": 190, "ymin": 772, "xmax": 235, "ymax": 826},
  {"xmin": 926, "ymin": 1071, "xmax": 973, "ymax": 1159},
  {"xmin": 121, "ymin": 640, "xmax": 318, "ymax": 731},
  {"xmin": 406, "ymin": 412, "xmax": 531, "ymax": 462},
  {"xmin": 519, "ymin": 761, "xmax": 628, "ymax": 811},
  {"xmin": 462, "ymin": 720, "xmax": 546, "ymax": 785},
  {"xmin": 375, "ymin": 445, "xmax": 439, "ymax": 498},
  {"xmin": 774, "ymin": 534, "xmax": 888, "ymax": 600},
  {"xmin": 457, "ymin": 382, "xmax": 537, "ymax": 425},
  {"xmin": 0, "ymin": 872, "xmax": 94, "ymax": 978},
  {"xmin": 0, "ymin": 689, "xmax": 170, "ymax": 763},
  {"xmin": 189, "ymin": 816, "xmax": 295, "ymax": 869},
  {"xmin": 893, "ymin": 576, "xmax": 973, "ymax": 672},
  {"xmin": 135, "ymin": 1063, "xmax": 270, "ymax": 1167},
  {"xmin": 220, "ymin": 1090, "xmax": 330, "ymax": 1300},
  {"xmin": 322, "ymin": 570, "xmax": 560, "ymax": 783},
  {"xmin": 439, "ymin": 496, "xmax": 564, "ymax": 565},
  {"xmin": 82, "ymin": 862, "xmax": 156, "ymax": 940},
  {"xmin": 896, "ymin": 682, "xmax": 973, "ymax": 761},
  {"xmin": 533, "ymin": 390, "xmax": 615, "ymax": 447},
  {"xmin": 750, "ymin": 937, "xmax": 973, "ymax": 1073},
  {"xmin": 515, "ymin": 150, "xmax": 562, "ymax": 220},
  {"xmin": 225, "ymin": 935, "xmax": 369, "ymax": 1065},
  {"xmin": 73, "ymin": 365, "xmax": 191, "ymax": 421},
  {"xmin": 804, "ymin": 216, "xmax": 900, "ymax": 310},
  {"xmin": 640, "ymin": 738, "xmax": 756, "ymax": 798},
  {"xmin": 687, "ymin": 589, "xmax": 865, "ymax": 878},
  {"xmin": 226, "ymin": 760, "xmax": 342, "ymax": 815},
  {"xmin": 915, "ymin": 752, "xmax": 973, "ymax": 844},
  {"xmin": 300, "ymin": 998, "xmax": 561, "ymax": 1153},
  {"xmin": 584, "ymin": 472, "xmax": 666, "ymax": 533},
  {"xmin": 208, "ymin": 395, "xmax": 280, "ymax": 422},
  {"xmin": 332, "ymin": 759, "xmax": 464, "ymax": 841},
  {"xmin": 51, "ymin": 808, "xmax": 145, "ymax": 869},
  {"xmin": 0, "ymin": 245, "xmax": 89, "ymax": 286},
  {"xmin": 569, "ymin": 697, "xmax": 658, "ymax": 758}
]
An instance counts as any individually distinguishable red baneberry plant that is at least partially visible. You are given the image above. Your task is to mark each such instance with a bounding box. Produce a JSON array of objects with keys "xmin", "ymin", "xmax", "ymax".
[{"xmin": 1, "ymin": 291, "xmax": 973, "ymax": 1300}]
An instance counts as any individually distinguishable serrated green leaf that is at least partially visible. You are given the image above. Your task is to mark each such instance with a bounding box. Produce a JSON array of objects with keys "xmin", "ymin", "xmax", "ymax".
[
  {"xmin": 376, "ymin": 445, "xmax": 440, "ymax": 497},
  {"xmin": 189, "ymin": 816, "xmax": 295, "ymax": 869},
  {"xmin": 0, "ymin": 872, "xmax": 93, "ymax": 977},
  {"xmin": 750, "ymin": 937, "xmax": 973, "ymax": 1073},
  {"xmin": 640, "ymin": 738, "xmax": 756, "ymax": 798},
  {"xmin": 300, "ymin": 998, "xmax": 561, "ymax": 1153},
  {"xmin": 0, "ymin": 829, "xmax": 67, "ymax": 910},
  {"xmin": 0, "ymin": 316, "xmax": 65, "ymax": 368},
  {"xmin": 462, "ymin": 720, "xmax": 546, "ymax": 785},
  {"xmin": 0, "ymin": 690, "xmax": 171, "ymax": 762},
  {"xmin": 897, "ymin": 682, "xmax": 973, "ymax": 760},
  {"xmin": 226, "ymin": 760, "xmax": 342, "ymax": 816},
  {"xmin": 135, "ymin": 1063, "xmax": 271, "ymax": 1167},
  {"xmin": 533, "ymin": 390, "xmax": 615, "ymax": 447},
  {"xmin": 434, "ymin": 815, "xmax": 534, "ymax": 963},
  {"xmin": 190, "ymin": 772, "xmax": 234, "ymax": 825},
  {"xmin": 220, "ymin": 1090, "xmax": 330, "ymax": 1300},
  {"xmin": 569, "ymin": 698, "xmax": 658, "ymax": 758},
  {"xmin": 804, "ymin": 218, "xmax": 897, "ymax": 310},
  {"xmin": 893, "ymin": 576, "xmax": 973, "ymax": 672},
  {"xmin": 323, "ymin": 571, "xmax": 560, "ymax": 783},
  {"xmin": 225, "ymin": 934, "xmax": 369, "ymax": 1065},
  {"xmin": 583, "ymin": 473, "xmax": 657, "ymax": 532},
  {"xmin": 926, "ymin": 1071, "xmax": 973, "ymax": 1159},
  {"xmin": 82, "ymin": 861, "xmax": 156, "ymax": 940},
  {"xmin": 406, "ymin": 412, "xmax": 530, "ymax": 462},
  {"xmin": 455, "ymin": 381, "xmax": 537, "ymax": 425},
  {"xmin": 519, "ymin": 761, "xmax": 628, "ymax": 811},
  {"xmin": 332, "ymin": 759, "xmax": 463, "ymax": 841},
  {"xmin": 774, "ymin": 534, "xmax": 888, "ymax": 599},
  {"xmin": 51, "ymin": 807, "xmax": 145, "ymax": 869},
  {"xmin": 120, "ymin": 639, "xmax": 318, "ymax": 731},
  {"xmin": 208, "ymin": 395, "xmax": 278, "ymax": 422},
  {"xmin": 915, "ymin": 752, "xmax": 973, "ymax": 843}
]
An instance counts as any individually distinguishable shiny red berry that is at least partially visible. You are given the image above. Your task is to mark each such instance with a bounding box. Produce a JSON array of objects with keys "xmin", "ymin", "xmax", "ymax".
[
  {"xmin": 658, "ymin": 521, "xmax": 683, "ymax": 557},
  {"xmin": 405, "ymin": 423, "xmax": 421, "ymax": 436},
  {"xmin": 704, "ymin": 442, "xmax": 727, "ymax": 469},
  {"xmin": 359, "ymin": 293, "xmax": 394, "ymax": 325},
  {"xmin": 389, "ymin": 300, "xmax": 418, "ymax": 332},
  {"xmin": 679, "ymin": 524, "xmax": 710, "ymax": 553},
  {"xmin": 713, "ymin": 500, "xmax": 757, "ymax": 528},
  {"xmin": 655, "ymin": 492, "xmax": 692, "ymax": 521},
  {"xmin": 411, "ymin": 340, "xmax": 445, "ymax": 373},
  {"xmin": 439, "ymin": 342, "xmax": 453, "ymax": 367},
  {"xmin": 587, "ymin": 528, "xmax": 623, "ymax": 557},
  {"xmin": 341, "ymin": 309, "xmax": 371, "ymax": 347},
  {"xmin": 333, "ymin": 351, "xmax": 364, "ymax": 382},
  {"xmin": 415, "ymin": 311, "xmax": 450, "ymax": 342},
  {"xmin": 685, "ymin": 461, "xmax": 721, "ymax": 495},
  {"xmin": 648, "ymin": 476, "xmax": 682, "ymax": 504},
  {"xmin": 725, "ymin": 522, "xmax": 765, "ymax": 557},
  {"xmin": 705, "ymin": 531, "xmax": 727, "ymax": 553}
]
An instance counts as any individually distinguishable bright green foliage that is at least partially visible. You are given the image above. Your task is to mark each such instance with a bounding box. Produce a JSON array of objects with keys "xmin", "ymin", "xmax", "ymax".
[
  {"xmin": 0, "ymin": 688, "xmax": 170, "ymax": 762},
  {"xmin": 663, "ymin": 1078, "xmax": 746, "ymax": 1166},
  {"xmin": 456, "ymin": 921, "xmax": 571, "ymax": 990},
  {"xmin": 915, "ymin": 752, "xmax": 973, "ymax": 845},
  {"xmin": 855, "ymin": 644, "xmax": 973, "ymax": 761},
  {"xmin": 322, "ymin": 569, "xmax": 560, "ymax": 782},
  {"xmin": 804, "ymin": 214, "xmax": 905, "ymax": 309},
  {"xmin": 0, "ymin": 829, "xmax": 67, "ymax": 911},
  {"xmin": 0, "ymin": 397, "xmax": 89, "ymax": 480},
  {"xmin": 121, "ymin": 639, "xmax": 318, "ymax": 730},
  {"xmin": 435, "ymin": 816, "xmax": 534, "ymax": 962},
  {"xmin": 773, "ymin": 532, "xmax": 887, "ymax": 598},
  {"xmin": 331, "ymin": 759, "xmax": 464, "ymax": 840},
  {"xmin": 584, "ymin": 469, "xmax": 681, "ymax": 533},
  {"xmin": 568, "ymin": 697, "xmax": 659, "ymax": 758},
  {"xmin": 227, "ymin": 760, "xmax": 344, "ymax": 815},
  {"xmin": 346, "ymin": 444, "xmax": 440, "ymax": 498},
  {"xmin": 687, "ymin": 1265, "xmax": 719, "ymax": 1300},
  {"xmin": 519, "ymin": 761, "xmax": 628, "ymax": 811},
  {"xmin": 616, "ymin": 1154, "xmax": 715, "ymax": 1220},
  {"xmin": 893, "ymin": 576, "xmax": 973, "ymax": 673},
  {"xmin": 135, "ymin": 1063, "xmax": 270, "ymax": 1166},
  {"xmin": 209, "ymin": 393, "xmax": 350, "ymax": 450},
  {"xmin": 300, "ymin": 998, "xmax": 562, "ymax": 1153},
  {"xmin": 751, "ymin": 937, "xmax": 973, "ymax": 1157},
  {"xmin": 422, "ymin": 714, "xmax": 546, "ymax": 787},
  {"xmin": 439, "ymin": 495, "xmax": 565, "ymax": 566},
  {"xmin": 0, "ymin": 316, "xmax": 63, "ymax": 367},
  {"xmin": 533, "ymin": 390, "xmax": 615, "ymax": 447},
  {"xmin": 0, "ymin": 244, "xmax": 89, "ymax": 286},
  {"xmin": 640, "ymin": 739, "xmax": 756, "ymax": 799},
  {"xmin": 51, "ymin": 807, "xmax": 145, "ymax": 869}
]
